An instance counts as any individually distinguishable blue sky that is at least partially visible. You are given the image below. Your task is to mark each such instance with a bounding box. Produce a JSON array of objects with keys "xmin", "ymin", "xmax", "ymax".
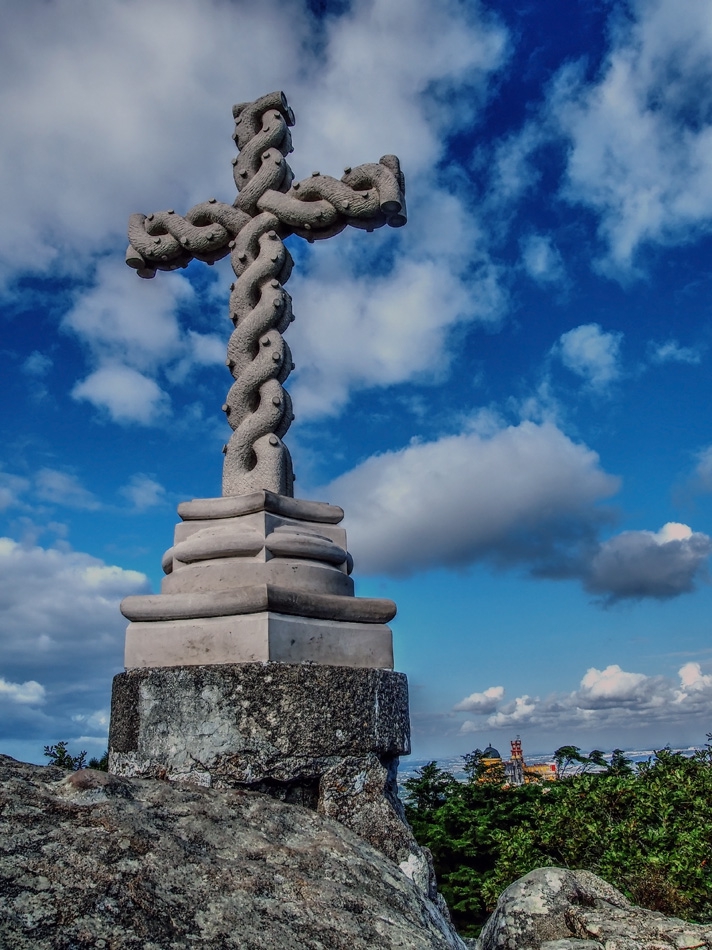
[{"xmin": 2, "ymin": 0, "xmax": 712, "ymax": 764}]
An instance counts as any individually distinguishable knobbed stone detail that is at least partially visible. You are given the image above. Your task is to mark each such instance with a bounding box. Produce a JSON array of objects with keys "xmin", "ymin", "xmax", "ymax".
[{"xmin": 126, "ymin": 91, "xmax": 406, "ymax": 497}]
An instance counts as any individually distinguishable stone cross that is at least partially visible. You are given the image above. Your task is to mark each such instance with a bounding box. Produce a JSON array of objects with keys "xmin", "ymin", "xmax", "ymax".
[
  {"xmin": 111, "ymin": 93, "xmax": 428, "ymax": 887},
  {"xmin": 126, "ymin": 91, "xmax": 406, "ymax": 497}
]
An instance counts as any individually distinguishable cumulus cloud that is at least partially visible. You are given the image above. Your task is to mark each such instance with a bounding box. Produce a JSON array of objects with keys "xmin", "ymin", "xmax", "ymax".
[
  {"xmin": 21, "ymin": 352, "xmax": 53, "ymax": 377},
  {"xmin": 487, "ymin": 695, "xmax": 538, "ymax": 729},
  {"xmin": 0, "ymin": 471, "xmax": 30, "ymax": 511},
  {"xmin": 677, "ymin": 661, "xmax": 712, "ymax": 694},
  {"xmin": 289, "ymin": 241, "xmax": 505, "ymax": 417},
  {"xmin": 0, "ymin": 677, "xmax": 46, "ymax": 705},
  {"xmin": 520, "ymin": 234, "xmax": 565, "ymax": 285},
  {"xmin": 285, "ymin": 16, "xmax": 510, "ymax": 417},
  {"xmin": 648, "ymin": 340, "xmax": 703, "ymax": 365},
  {"xmin": 577, "ymin": 664, "xmax": 660, "ymax": 707},
  {"xmin": 454, "ymin": 685, "xmax": 504, "ymax": 713},
  {"xmin": 323, "ymin": 418, "xmax": 619, "ymax": 576},
  {"xmin": 323, "ymin": 420, "xmax": 710, "ymax": 603},
  {"xmin": 691, "ymin": 446, "xmax": 712, "ymax": 493},
  {"xmin": 62, "ymin": 258, "xmax": 227, "ymax": 421},
  {"xmin": 63, "ymin": 259, "xmax": 192, "ymax": 371},
  {"xmin": 72, "ymin": 364, "xmax": 170, "ymax": 425},
  {"xmin": 0, "ymin": 536, "xmax": 149, "ymax": 742},
  {"xmin": 456, "ymin": 660, "xmax": 712, "ymax": 737},
  {"xmin": 584, "ymin": 522, "xmax": 712, "ymax": 603},
  {"xmin": 554, "ymin": 323, "xmax": 622, "ymax": 392},
  {"xmin": 547, "ymin": 0, "xmax": 712, "ymax": 273},
  {"xmin": 35, "ymin": 468, "xmax": 100, "ymax": 511},
  {"xmin": 120, "ymin": 474, "xmax": 167, "ymax": 511}
]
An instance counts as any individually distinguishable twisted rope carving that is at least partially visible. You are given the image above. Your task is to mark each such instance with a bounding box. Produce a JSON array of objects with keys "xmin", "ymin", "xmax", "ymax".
[{"xmin": 126, "ymin": 91, "xmax": 406, "ymax": 497}]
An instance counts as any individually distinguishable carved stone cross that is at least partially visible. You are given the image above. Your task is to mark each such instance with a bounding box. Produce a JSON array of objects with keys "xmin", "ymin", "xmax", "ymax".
[{"xmin": 126, "ymin": 91, "xmax": 406, "ymax": 497}]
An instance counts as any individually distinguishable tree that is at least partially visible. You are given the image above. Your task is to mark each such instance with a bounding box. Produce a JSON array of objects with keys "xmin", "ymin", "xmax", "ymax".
[
  {"xmin": 43, "ymin": 741, "xmax": 86, "ymax": 771},
  {"xmin": 88, "ymin": 750, "xmax": 109, "ymax": 771},
  {"xmin": 406, "ymin": 741, "xmax": 712, "ymax": 936}
]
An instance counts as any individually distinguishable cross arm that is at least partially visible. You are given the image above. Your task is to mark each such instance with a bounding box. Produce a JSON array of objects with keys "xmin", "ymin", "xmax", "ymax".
[
  {"xmin": 256, "ymin": 155, "xmax": 406, "ymax": 242},
  {"xmin": 125, "ymin": 157, "xmax": 406, "ymax": 278},
  {"xmin": 126, "ymin": 200, "xmax": 250, "ymax": 279}
]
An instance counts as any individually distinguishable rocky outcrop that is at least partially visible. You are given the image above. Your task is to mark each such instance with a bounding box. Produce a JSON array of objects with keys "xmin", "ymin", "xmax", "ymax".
[
  {"xmin": 477, "ymin": 866, "xmax": 712, "ymax": 950},
  {"xmin": 108, "ymin": 663, "xmax": 435, "ymax": 895},
  {"xmin": 0, "ymin": 755, "xmax": 465, "ymax": 949}
]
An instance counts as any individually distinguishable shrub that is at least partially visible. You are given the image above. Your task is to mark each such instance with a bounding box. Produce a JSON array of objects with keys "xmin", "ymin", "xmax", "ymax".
[{"xmin": 404, "ymin": 740, "xmax": 712, "ymax": 937}]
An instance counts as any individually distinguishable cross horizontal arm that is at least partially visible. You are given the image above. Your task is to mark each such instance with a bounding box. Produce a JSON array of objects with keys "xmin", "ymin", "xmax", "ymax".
[{"xmin": 126, "ymin": 159, "xmax": 406, "ymax": 279}]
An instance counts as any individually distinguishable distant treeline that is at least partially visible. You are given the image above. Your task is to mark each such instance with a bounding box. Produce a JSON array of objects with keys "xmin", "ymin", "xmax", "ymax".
[{"xmin": 404, "ymin": 743, "xmax": 712, "ymax": 939}]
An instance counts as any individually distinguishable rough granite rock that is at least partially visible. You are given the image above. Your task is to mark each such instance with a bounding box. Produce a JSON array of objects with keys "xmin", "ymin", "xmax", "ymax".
[
  {"xmin": 0, "ymin": 755, "xmax": 465, "ymax": 949},
  {"xmin": 477, "ymin": 866, "xmax": 712, "ymax": 950},
  {"xmin": 108, "ymin": 662, "xmax": 436, "ymax": 895}
]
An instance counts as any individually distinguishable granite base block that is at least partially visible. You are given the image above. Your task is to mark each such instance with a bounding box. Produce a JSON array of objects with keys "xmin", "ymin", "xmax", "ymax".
[{"xmin": 108, "ymin": 662, "xmax": 434, "ymax": 890}]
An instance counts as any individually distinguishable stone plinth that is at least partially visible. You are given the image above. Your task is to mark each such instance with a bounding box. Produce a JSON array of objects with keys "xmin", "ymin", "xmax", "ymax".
[
  {"xmin": 108, "ymin": 663, "xmax": 432, "ymax": 891},
  {"xmin": 124, "ymin": 612, "xmax": 393, "ymax": 669},
  {"xmin": 119, "ymin": 491, "xmax": 396, "ymax": 670}
]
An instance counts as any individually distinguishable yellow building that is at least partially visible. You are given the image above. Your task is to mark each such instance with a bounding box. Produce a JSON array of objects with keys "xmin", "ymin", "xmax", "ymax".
[{"xmin": 478, "ymin": 738, "xmax": 557, "ymax": 785}]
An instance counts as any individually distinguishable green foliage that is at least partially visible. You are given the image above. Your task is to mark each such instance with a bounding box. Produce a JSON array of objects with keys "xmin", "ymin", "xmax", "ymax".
[
  {"xmin": 43, "ymin": 741, "xmax": 109, "ymax": 771},
  {"xmin": 404, "ymin": 742, "xmax": 712, "ymax": 937},
  {"xmin": 88, "ymin": 750, "xmax": 109, "ymax": 771},
  {"xmin": 43, "ymin": 740, "xmax": 87, "ymax": 771}
]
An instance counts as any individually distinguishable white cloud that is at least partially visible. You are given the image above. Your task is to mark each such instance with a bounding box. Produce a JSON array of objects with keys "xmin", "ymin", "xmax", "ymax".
[
  {"xmin": 323, "ymin": 418, "xmax": 709, "ymax": 603},
  {"xmin": 0, "ymin": 0, "xmax": 308, "ymax": 282},
  {"xmin": 0, "ymin": 677, "xmax": 46, "ymax": 705},
  {"xmin": 63, "ymin": 259, "xmax": 192, "ymax": 371},
  {"xmin": 120, "ymin": 474, "xmax": 167, "ymax": 511},
  {"xmin": 21, "ymin": 352, "xmax": 53, "ymax": 377},
  {"xmin": 487, "ymin": 695, "xmax": 537, "ymax": 729},
  {"xmin": 35, "ymin": 468, "xmax": 100, "ymax": 511},
  {"xmin": 489, "ymin": 122, "xmax": 546, "ymax": 206},
  {"xmin": 71, "ymin": 708, "xmax": 111, "ymax": 741},
  {"xmin": 555, "ymin": 323, "xmax": 622, "ymax": 392},
  {"xmin": 63, "ymin": 258, "xmax": 228, "ymax": 417},
  {"xmin": 548, "ymin": 0, "xmax": 712, "ymax": 273},
  {"xmin": 0, "ymin": 537, "xmax": 148, "ymax": 659},
  {"xmin": 0, "ymin": 536, "xmax": 149, "ymax": 742},
  {"xmin": 585, "ymin": 522, "xmax": 711, "ymax": 603},
  {"xmin": 0, "ymin": 471, "xmax": 30, "ymax": 511},
  {"xmin": 454, "ymin": 685, "xmax": 504, "ymax": 713},
  {"xmin": 323, "ymin": 418, "xmax": 619, "ymax": 576},
  {"xmin": 520, "ymin": 234, "xmax": 565, "ymax": 285},
  {"xmin": 577, "ymin": 664, "xmax": 657, "ymax": 707},
  {"xmin": 72, "ymin": 363, "xmax": 170, "ymax": 425},
  {"xmin": 649, "ymin": 340, "xmax": 703, "ymax": 365},
  {"xmin": 290, "ymin": 247, "xmax": 504, "ymax": 418},
  {"xmin": 691, "ymin": 446, "xmax": 712, "ymax": 492},
  {"xmin": 677, "ymin": 661, "xmax": 712, "ymax": 694},
  {"xmin": 456, "ymin": 660, "xmax": 712, "ymax": 736}
]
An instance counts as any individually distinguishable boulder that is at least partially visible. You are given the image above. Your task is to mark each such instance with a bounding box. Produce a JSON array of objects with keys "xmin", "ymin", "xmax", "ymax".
[
  {"xmin": 477, "ymin": 866, "xmax": 712, "ymax": 950},
  {"xmin": 0, "ymin": 755, "xmax": 465, "ymax": 949}
]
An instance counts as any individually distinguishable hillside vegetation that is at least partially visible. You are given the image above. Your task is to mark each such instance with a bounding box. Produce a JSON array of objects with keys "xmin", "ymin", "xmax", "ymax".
[{"xmin": 404, "ymin": 742, "xmax": 712, "ymax": 938}]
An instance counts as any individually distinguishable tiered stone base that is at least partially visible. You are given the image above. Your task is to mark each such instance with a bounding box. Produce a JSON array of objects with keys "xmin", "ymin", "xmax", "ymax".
[
  {"xmin": 119, "ymin": 491, "xmax": 396, "ymax": 670},
  {"xmin": 108, "ymin": 662, "xmax": 434, "ymax": 893}
]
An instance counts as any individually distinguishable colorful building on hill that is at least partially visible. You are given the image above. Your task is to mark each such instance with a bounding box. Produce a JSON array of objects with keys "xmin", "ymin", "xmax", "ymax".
[{"xmin": 480, "ymin": 737, "xmax": 557, "ymax": 785}]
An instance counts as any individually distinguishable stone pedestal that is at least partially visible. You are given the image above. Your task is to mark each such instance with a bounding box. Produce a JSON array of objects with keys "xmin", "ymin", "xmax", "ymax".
[
  {"xmin": 108, "ymin": 492, "xmax": 431, "ymax": 892},
  {"xmin": 108, "ymin": 663, "xmax": 433, "ymax": 892}
]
